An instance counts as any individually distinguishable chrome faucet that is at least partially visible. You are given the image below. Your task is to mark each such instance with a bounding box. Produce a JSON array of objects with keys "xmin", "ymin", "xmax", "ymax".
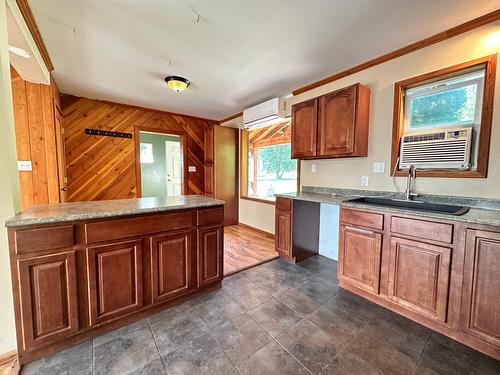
[{"xmin": 405, "ymin": 165, "xmax": 418, "ymax": 201}]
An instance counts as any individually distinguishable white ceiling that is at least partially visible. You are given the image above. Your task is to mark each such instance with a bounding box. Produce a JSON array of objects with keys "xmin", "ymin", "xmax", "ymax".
[{"xmin": 29, "ymin": 0, "xmax": 499, "ymax": 120}]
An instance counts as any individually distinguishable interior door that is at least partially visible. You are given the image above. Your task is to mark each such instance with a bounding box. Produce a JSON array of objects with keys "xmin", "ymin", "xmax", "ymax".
[{"xmin": 165, "ymin": 140, "xmax": 182, "ymax": 196}]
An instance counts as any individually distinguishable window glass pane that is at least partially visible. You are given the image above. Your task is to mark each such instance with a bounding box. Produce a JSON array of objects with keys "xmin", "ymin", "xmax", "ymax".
[
  {"xmin": 246, "ymin": 122, "xmax": 297, "ymax": 200},
  {"xmin": 140, "ymin": 143, "xmax": 154, "ymax": 163}
]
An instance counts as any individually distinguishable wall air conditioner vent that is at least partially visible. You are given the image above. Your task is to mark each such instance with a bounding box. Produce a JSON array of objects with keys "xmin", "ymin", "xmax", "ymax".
[
  {"xmin": 243, "ymin": 97, "xmax": 289, "ymax": 129},
  {"xmin": 399, "ymin": 126, "xmax": 472, "ymax": 170}
]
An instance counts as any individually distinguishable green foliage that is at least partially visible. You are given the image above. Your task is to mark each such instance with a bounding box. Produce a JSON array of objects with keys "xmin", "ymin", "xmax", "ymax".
[
  {"xmin": 258, "ymin": 144, "xmax": 296, "ymax": 179},
  {"xmin": 410, "ymin": 85, "xmax": 476, "ymax": 128}
]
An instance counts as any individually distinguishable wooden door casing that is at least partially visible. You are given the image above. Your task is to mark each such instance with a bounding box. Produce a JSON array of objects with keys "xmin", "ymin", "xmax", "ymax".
[
  {"xmin": 461, "ymin": 229, "xmax": 500, "ymax": 346},
  {"xmin": 197, "ymin": 225, "xmax": 223, "ymax": 287},
  {"xmin": 291, "ymin": 98, "xmax": 318, "ymax": 158},
  {"xmin": 151, "ymin": 231, "xmax": 193, "ymax": 304},
  {"xmin": 339, "ymin": 225, "xmax": 382, "ymax": 294},
  {"xmin": 388, "ymin": 237, "xmax": 451, "ymax": 322},
  {"xmin": 275, "ymin": 209, "xmax": 292, "ymax": 257},
  {"xmin": 318, "ymin": 86, "xmax": 356, "ymax": 156},
  {"xmin": 86, "ymin": 240, "xmax": 143, "ymax": 325},
  {"xmin": 18, "ymin": 251, "xmax": 78, "ymax": 349}
]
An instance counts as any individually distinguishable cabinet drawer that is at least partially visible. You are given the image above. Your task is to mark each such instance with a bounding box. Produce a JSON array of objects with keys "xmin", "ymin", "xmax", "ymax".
[
  {"xmin": 197, "ymin": 207, "xmax": 223, "ymax": 226},
  {"xmin": 85, "ymin": 212, "xmax": 192, "ymax": 244},
  {"xmin": 15, "ymin": 225, "xmax": 75, "ymax": 254},
  {"xmin": 341, "ymin": 208, "xmax": 383, "ymax": 230},
  {"xmin": 391, "ymin": 216, "xmax": 453, "ymax": 244},
  {"xmin": 276, "ymin": 197, "xmax": 292, "ymax": 211}
]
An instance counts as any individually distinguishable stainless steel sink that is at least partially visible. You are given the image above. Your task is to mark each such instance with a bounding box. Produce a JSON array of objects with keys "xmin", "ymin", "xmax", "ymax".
[{"xmin": 347, "ymin": 197, "xmax": 470, "ymax": 216}]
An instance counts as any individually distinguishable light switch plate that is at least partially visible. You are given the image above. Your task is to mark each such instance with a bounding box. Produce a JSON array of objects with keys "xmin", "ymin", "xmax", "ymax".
[
  {"xmin": 17, "ymin": 160, "xmax": 32, "ymax": 171},
  {"xmin": 311, "ymin": 163, "xmax": 317, "ymax": 173},
  {"xmin": 188, "ymin": 165, "xmax": 196, "ymax": 172},
  {"xmin": 372, "ymin": 162, "xmax": 385, "ymax": 173},
  {"xmin": 361, "ymin": 176, "xmax": 369, "ymax": 187}
]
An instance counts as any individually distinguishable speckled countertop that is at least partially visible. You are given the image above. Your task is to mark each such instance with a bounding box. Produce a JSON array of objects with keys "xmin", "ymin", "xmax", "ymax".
[
  {"xmin": 5, "ymin": 196, "xmax": 225, "ymax": 227},
  {"xmin": 276, "ymin": 187, "xmax": 500, "ymax": 227}
]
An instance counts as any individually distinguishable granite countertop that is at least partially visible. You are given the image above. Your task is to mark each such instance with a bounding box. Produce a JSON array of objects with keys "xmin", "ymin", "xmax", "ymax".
[
  {"xmin": 5, "ymin": 195, "xmax": 225, "ymax": 227},
  {"xmin": 275, "ymin": 188, "xmax": 500, "ymax": 227}
]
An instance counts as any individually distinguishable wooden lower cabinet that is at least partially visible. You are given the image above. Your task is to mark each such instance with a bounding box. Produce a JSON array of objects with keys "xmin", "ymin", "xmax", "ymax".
[
  {"xmin": 388, "ymin": 237, "xmax": 451, "ymax": 322},
  {"xmin": 275, "ymin": 209, "xmax": 292, "ymax": 257},
  {"xmin": 151, "ymin": 230, "xmax": 194, "ymax": 304},
  {"xmin": 86, "ymin": 240, "xmax": 143, "ymax": 325},
  {"xmin": 339, "ymin": 225, "xmax": 382, "ymax": 294},
  {"xmin": 460, "ymin": 229, "xmax": 500, "ymax": 347},
  {"xmin": 18, "ymin": 251, "xmax": 78, "ymax": 349},
  {"xmin": 197, "ymin": 225, "xmax": 223, "ymax": 287}
]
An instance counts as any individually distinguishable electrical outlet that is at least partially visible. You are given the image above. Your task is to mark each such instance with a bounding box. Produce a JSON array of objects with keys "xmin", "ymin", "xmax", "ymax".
[
  {"xmin": 372, "ymin": 162, "xmax": 385, "ymax": 173},
  {"xmin": 361, "ymin": 176, "xmax": 369, "ymax": 187},
  {"xmin": 17, "ymin": 160, "xmax": 32, "ymax": 171},
  {"xmin": 188, "ymin": 165, "xmax": 196, "ymax": 172},
  {"xmin": 311, "ymin": 163, "xmax": 317, "ymax": 173}
]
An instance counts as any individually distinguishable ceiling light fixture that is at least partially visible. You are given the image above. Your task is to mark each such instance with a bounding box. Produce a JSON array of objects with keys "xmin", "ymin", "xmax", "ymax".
[{"xmin": 165, "ymin": 76, "xmax": 190, "ymax": 92}]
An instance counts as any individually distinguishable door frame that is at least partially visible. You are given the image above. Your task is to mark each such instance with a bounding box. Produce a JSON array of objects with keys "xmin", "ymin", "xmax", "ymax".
[{"xmin": 134, "ymin": 127, "xmax": 188, "ymax": 197}]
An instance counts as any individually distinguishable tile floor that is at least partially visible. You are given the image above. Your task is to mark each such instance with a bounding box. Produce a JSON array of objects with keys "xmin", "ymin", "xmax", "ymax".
[{"xmin": 21, "ymin": 256, "xmax": 500, "ymax": 375}]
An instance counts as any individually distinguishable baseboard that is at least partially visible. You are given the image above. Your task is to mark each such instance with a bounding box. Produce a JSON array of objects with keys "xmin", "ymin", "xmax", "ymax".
[
  {"xmin": 0, "ymin": 351, "xmax": 20, "ymax": 375},
  {"xmin": 237, "ymin": 223, "xmax": 275, "ymax": 238},
  {"xmin": 0, "ymin": 352, "xmax": 17, "ymax": 367}
]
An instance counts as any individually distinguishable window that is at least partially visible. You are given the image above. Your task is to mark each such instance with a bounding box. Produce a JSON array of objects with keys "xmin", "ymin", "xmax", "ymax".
[
  {"xmin": 241, "ymin": 122, "xmax": 297, "ymax": 202},
  {"xmin": 391, "ymin": 54, "xmax": 496, "ymax": 178},
  {"xmin": 140, "ymin": 143, "xmax": 154, "ymax": 163}
]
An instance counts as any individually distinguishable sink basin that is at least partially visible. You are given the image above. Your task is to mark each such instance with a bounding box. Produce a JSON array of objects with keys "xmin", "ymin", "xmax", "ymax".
[{"xmin": 347, "ymin": 197, "xmax": 470, "ymax": 216}]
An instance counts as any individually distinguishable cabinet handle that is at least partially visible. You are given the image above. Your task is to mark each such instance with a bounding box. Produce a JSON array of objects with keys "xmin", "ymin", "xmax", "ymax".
[{"xmin": 345, "ymin": 225, "xmax": 373, "ymax": 235}]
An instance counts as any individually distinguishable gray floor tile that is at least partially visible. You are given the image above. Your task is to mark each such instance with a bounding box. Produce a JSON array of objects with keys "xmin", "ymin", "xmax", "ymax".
[
  {"xmin": 223, "ymin": 278, "xmax": 273, "ymax": 311},
  {"xmin": 319, "ymin": 351, "xmax": 383, "ymax": 375},
  {"xmin": 296, "ymin": 277, "xmax": 339, "ymax": 301},
  {"xmin": 193, "ymin": 290, "xmax": 245, "ymax": 327},
  {"xmin": 296, "ymin": 256, "xmax": 337, "ymax": 274},
  {"xmin": 93, "ymin": 325, "xmax": 164, "ymax": 375},
  {"xmin": 93, "ymin": 318, "xmax": 148, "ymax": 347},
  {"xmin": 21, "ymin": 341, "xmax": 92, "ymax": 375},
  {"xmin": 150, "ymin": 307, "xmax": 208, "ymax": 356},
  {"xmin": 237, "ymin": 340, "xmax": 309, "ymax": 375},
  {"xmin": 248, "ymin": 298, "xmax": 302, "ymax": 337},
  {"xmin": 346, "ymin": 324, "xmax": 421, "ymax": 375},
  {"xmin": 276, "ymin": 319, "xmax": 343, "ymax": 374},
  {"xmin": 147, "ymin": 301, "xmax": 192, "ymax": 324},
  {"xmin": 161, "ymin": 333, "xmax": 237, "ymax": 375},
  {"xmin": 210, "ymin": 312, "xmax": 273, "ymax": 364},
  {"xmin": 277, "ymin": 285, "xmax": 326, "ymax": 316}
]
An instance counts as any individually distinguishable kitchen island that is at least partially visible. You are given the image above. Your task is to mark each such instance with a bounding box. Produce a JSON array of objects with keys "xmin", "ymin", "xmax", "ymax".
[{"xmin": 6, "ymin": 196, "xmax": 225, "ymax": 364}]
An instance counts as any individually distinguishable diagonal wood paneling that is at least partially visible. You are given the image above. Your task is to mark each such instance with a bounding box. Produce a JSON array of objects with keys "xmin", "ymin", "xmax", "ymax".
[{"xmin": 61, "ymin": 95, "xmax": 218, "ymax": 202}]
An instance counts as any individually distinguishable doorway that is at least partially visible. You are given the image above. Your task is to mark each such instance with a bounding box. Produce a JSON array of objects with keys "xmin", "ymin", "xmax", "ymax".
[{"xmin": 136, "ymin": 130, "xmax": 186, "ymax": 197}]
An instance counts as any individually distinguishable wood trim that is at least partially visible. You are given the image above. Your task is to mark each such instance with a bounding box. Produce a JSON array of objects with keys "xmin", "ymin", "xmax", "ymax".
[
  {"xmin": 15, "ymin": 0, "xmax": 54, "ymax": 71},
  {"xmin": 134, "ymin": 127, "xmax": 189, "ymax": 197},
  {"xmin": 237, "ymin": 223, "xmax": 275, "ymax": 238},
  {"xmin": 240, "ymin": 195, "xmax": 276, "ymax": 206},
  {"xmin": 220, "ymin": 112, "xmax": 243, "ymax": 123},
  {"xmin": 292, "ymin": 10, "xmax": 500, "ymax": 95},
  {"xmin": 0, "ymin": 351, "xmax": 17, "ymax": 366},
  {"xmin": 390, "ymin": 54, "xmax": 497, "ymax": 178},
  {"xmin": 239, "ymin": 129, "xmax": 249, "ymax": 200}
]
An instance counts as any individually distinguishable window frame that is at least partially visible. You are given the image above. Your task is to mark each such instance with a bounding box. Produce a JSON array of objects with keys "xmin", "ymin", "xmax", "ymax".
[
  {"xmin": 240, "ymin": 125, "xmax": 301, "ymax": 205},
  {"xmin": 391, "ymin": 54, "xmax": 497, "ymax": 178}
]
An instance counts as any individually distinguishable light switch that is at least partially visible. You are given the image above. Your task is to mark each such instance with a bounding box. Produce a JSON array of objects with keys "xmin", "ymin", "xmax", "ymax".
[
  {"xmin": 188, "ymin": 165, "xmax": 196, "ymax": 172},
  {"xmin": 372, "ymin": 162, "xmax": 385, "ymax": 173},
  {"xmin": 361, "ymin": 176, "xmax": 369, "ymax": 187},
  {"xmin": 17, "ymin": 160, "xmax": 32, "ymax": 171},
  {"xmin": 311, "ymin": 163, "xmax": 317, "ymax": 173}
]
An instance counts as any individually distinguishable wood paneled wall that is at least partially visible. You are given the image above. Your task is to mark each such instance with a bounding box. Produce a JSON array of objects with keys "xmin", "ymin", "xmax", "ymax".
[
  {"xmin": 61, "ymin": 95, "xmax": 218, "ymax": 202},
  {"xmin": 10, "ymin": 66, "xmax": 64, "ymax": 209}
]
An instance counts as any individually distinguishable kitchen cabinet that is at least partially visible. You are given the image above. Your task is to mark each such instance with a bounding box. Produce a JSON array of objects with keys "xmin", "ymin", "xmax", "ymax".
[
  {"xmin": 197, "ymin": 225, "xmax": 223, "ymax": 287},
  {"xmin": 275, "ymin": 197, "xmax": 293, "ymax": 260},
  {"xmin": 339, "ymin": 225, "xmax": 382, "ymax": 294},
  {"xmin": 291, "ymin": 83, "xmax": 370, "ymax": 159},
  {"xmin": 460, "ymin": 229, "xmax": 500, "ymax": 347}
]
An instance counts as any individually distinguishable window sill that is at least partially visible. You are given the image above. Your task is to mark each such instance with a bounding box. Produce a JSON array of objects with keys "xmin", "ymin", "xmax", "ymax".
[
  {"xmin": 240, "ymin": 196, "xmax": 276, "ymax": 205},
  {"xmin": 392, "ymin": 170, "xmax": 486, "ymax": 178}
]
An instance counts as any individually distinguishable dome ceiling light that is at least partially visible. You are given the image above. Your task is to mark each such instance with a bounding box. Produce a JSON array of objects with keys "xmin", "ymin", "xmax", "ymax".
[{"xmin": 165, "ymin": 75, "xmax": 190, "ymax": 92}]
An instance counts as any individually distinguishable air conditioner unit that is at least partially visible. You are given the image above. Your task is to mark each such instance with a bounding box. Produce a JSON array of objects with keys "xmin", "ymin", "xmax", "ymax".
[
  {"xmin": 399, "ymin": 126, "xmax": 473, "ymax": 170},
  {"xmin": 243, "ymin": 97, "xmax": 290, "ymax": 129}
]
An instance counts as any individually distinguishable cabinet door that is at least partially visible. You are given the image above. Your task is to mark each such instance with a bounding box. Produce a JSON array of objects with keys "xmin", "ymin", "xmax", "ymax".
[
  {"xmin": 151, "ymin": 231, "xmax": 193, "ymax": 304},
  {"xmin": 18, "ymin": 251, "xmax": 78, "ymax": 348},
  {"xmin": 339, "ymin": 225, "xmax": 382, "ymax": 293},
  {"xmin": 197, "ymin": 225, "xmax": 223, "ymax": 287},
  {"xmin": 87, "ymin": 240, "xmax": 143, "ymax": 325},
  {"xmin": 460, "ymin": 230, "xmax": 500, "ymax": 346},
  {"xmin": 388, "ymin": 237, "xmax": 451, "ymax": 322},
  {"xmin": 275, "ymin": 209, "xmax": 292, "ymax": 257},
  {"xmin": 318, "ymin": 86, "xmax": 356, "ymax": 157},
  {"xmin": 291, "ymin": 99, "xmax": 318, "ymax": 158}
]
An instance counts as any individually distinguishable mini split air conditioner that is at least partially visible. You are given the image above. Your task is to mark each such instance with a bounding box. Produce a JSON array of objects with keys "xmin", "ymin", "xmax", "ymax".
[
  {"xmin": 243, "ymin": 97, "xmax": 290, "ymax": 129},
  {"xmin": 399, "ymin": 126, "xmax": 473, "ymax": 170}
]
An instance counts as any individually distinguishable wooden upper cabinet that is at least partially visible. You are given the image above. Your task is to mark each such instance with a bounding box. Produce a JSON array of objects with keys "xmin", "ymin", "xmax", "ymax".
[
  {"xmin": 18, "ymin": 251, "xmax": 78, "ymax": 349},
  {"xmin": 339, "ymin": 225, "xmax": 382, "ymax": 294},
  {"xmin": 388, "ymin": 237, "xmax": 451, "ymax": 322},
  {"xmin": 291, "ymin": 98, "xmax": 318, "ymax": 158},
  {"xmin": 460, "ymin": 229, "xmax": 500, "ymax": 347},
  {"xmin": 291, "ymin": 83, "xmax": 370, "ymax": 159}
]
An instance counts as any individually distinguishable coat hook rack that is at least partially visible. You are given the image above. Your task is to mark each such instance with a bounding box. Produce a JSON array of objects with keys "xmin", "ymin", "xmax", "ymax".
[{"xmin": 85, "ymin": 128, "xmax": 132, "ymax": 139}]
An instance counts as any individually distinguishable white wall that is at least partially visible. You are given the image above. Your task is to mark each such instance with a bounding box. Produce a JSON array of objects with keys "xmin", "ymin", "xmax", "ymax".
[{"xmin": 239, "ymin": 198, "xmax": 275, "ymax": 234}]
